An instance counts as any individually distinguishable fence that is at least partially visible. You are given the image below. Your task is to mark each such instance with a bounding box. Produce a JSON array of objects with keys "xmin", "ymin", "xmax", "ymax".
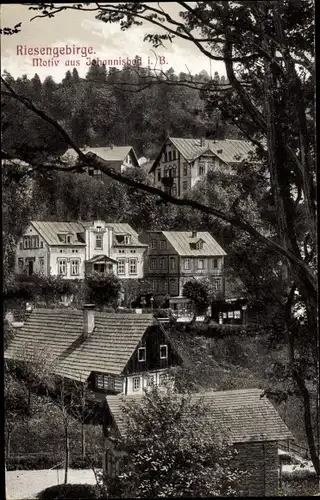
[{"xmin": 279, "ymin": 440, "xmax": 311, "ymax": 460}]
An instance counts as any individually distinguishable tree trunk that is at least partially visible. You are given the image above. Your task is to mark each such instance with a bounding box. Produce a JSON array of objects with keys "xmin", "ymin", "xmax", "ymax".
[
  {"xmin": 6, "ymin": 429, "xmax": 11, "ymax": 458},
  {"xmin": 64, "ymin": 423, "xmax": 70, "ymax": 484},
  {"xmin": 293, "ymin": 370, "xmax": 320, "ymax": 477},
  {"xmin": 81, "ymin": 422, "xmax": 86, "ymax": 459}
]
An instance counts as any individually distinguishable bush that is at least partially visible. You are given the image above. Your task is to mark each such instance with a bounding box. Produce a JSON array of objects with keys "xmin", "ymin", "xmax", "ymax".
[
  {"xmin": 37, "ymin": 484, "xmax": 100, "ymax": 499},
  {"xmin": 86, "ymin": 272, "xmax": 121, "ymax": 307}
]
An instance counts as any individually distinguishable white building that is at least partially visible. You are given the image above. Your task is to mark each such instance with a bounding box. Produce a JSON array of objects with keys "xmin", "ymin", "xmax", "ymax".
[{"xmin": 15, "ymin": 220, "xmax": 146, "ymax": 280}]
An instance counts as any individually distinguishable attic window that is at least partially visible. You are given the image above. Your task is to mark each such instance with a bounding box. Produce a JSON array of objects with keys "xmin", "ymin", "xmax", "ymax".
[
  {"xmin": 160, "ymin": 345, "xmax": 168, "ymax": 359},
  {"xmin": 58, "ymin": 234, "xmax": 66, "ymax": 243},
  {"xmin": 66, "ymin": 234, "xmax": 72, "ymax": 244},
  {"xmin": 196, "ymin": 240, "xmax": 203, "ymax": 250},
  {"xmin": 217, "ymin": 149, "xmax": 223, "ymax": 154},
  {"xmin": 234, "ymin": 154, "xmax": 242, "ymax": 161},
  {"xmin": 124, "ymin": 235, "xmax": 131, "ymax": 245},
  {"xmin": 138, "ymin": 347, "xmax": 146, "ymax": 362}
]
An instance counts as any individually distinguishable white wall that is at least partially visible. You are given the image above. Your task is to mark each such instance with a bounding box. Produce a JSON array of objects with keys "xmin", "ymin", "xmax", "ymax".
[
  {"xmin": 123, "ymin": 369, "xmax": 171, "ymax": 395},
  {"xmin": 111, "ymin": 247, "xmax": 146, "ymax": 279},
  {"xmin": 85, "ymin": 221, "xmax": 113, "ymax": 261},
  {"xmin": 49, "ymin": 246, "xmax": 86, "ymax": 279}
]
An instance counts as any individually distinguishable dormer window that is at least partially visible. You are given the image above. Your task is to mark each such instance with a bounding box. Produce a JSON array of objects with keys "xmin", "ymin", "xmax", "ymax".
[
  {"xmin": 66, "ymin": 234, "xmax": 72, "ymax": 244},
  {"xmin": 95, "ymin": 234, "xmax": 103, "ymax": 250},
  {"xmin": 58, "ymin": 234, "xmax": 66, "ymax": 243},
  {"xmin": 124, "ymin": 235, "xmax": 131, "ymax": 245},
  {"xmin": 196, "ymin": 240, "xmax": 203, "ymax": 250}
]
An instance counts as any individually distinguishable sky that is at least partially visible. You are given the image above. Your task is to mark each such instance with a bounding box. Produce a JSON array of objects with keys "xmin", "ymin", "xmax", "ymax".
[{"xmin": 1, "ymin": 2, "xmax": 226, "ymax": 82}]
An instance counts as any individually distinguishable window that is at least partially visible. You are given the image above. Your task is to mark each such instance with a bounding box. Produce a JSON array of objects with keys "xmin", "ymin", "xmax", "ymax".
[
  {"xmin": 19, "ymin": 242, "xmax": 23, "ymax": 250},
  {"xmin": 152, "ymin": 280, "xmax": 158, "ymax": 292},
  {"xmin": 157, "ymin": 170, "xmax": 161, "ymax": 181},
  {"xmin": 183, "ymin": 181, "xmax": 188, "ymax": 191},
  {"xmin": 170, "ymin": 279, "xmax": 177, "ymax": 294},
  {"xmin": 160, "ymin": 345, "xmax": 168, "ymax": 359},
  {"xmin": 183, "ymin": 163, "xmax": 188, "ymax": 176},
  {"xmin": 168, "ymin": 151, "xmax": 172, "ymax": 161},
  {"xmin": 159, "ymin": 373, "xmax": 168, "ymax": 386},
  {"xmin": 96, "ymin": 374, "xmax": 115, "ymax": 390},
  {"xmin": 151, "ymin": 239, "xmax": 157, "ymax": 250},
  {"xmin": 172, "ymin": 167, "xmax": 176, "ymax": 177},
  {"xmin": 164, "ymin": 152, "xmax": 167, "ymax": 162},
  {"xmin": 58, "ymin": 258, "xmax": 67, "ymax": 275},
  {"xmin": 31, "ymin": 235, "xmax": 39, "ymax": 248},
  {"xmin": 171, "ymin": 184, "xmax": 177, "ymax": 196},
  {"xmin": 184, "ymin": 258, "xmax": 191, "ymax": 270},
  {"xmin": 119, "ymin": 249, "xmax": 125, "ymax": 254},
  {"xmin": 198, "ymin": 259, "xmax": 204, "ymax": 270},
  {"xmin": 18, "ymin": 258, "xmax": 24, "ymax": 271},
  {"xmin": 212, "ymin": 258, "xmax": 218, "ymax": 269},
  {"xmin": 133, "ymin": 376, "xmax": 141, "ymax": 391},
  {"xmin": 234, "ymin": 310, "xmax": 241, "ymax": 319},
  {"xmin": 58, "ymin": 234, "xmax": 66, "ymax": 243},
  {"xmin": 172, "ymin": 150, "xmax": 176, "ymax": 160},
  {"xmin": 70, "ymin": 259, "xmax": 80, "ymax": 276},
  {"xmin": 138, "ymin": 347, "xmax": 146, "ymax": 362},
  {"xmin": 214, "ymin": 279, "xmax": 221, "ymax": 290},
  {"xmin": 147, "ymin": 374, "xmax": 155, "ymax": 386},
  {"xmin": 160, "ymin": 240, "xmax": 167, "ymax": 250},
  {"xmin": 196, "ymin": 240, "xmax": 203, "ymax": 250},
  {"xmin": 116, "ymin": 260, "xmax": 125, "ymax": 275},
  {"xmin": 66, "ymin": 235, "xmax": 72, "ymax": 244},
  {"xmin": 160, "ymin": 281, "xmax": 167, "ymax": 293},
  {"xmin": 150, "ymin": 258, "xmax": 157, "ymax": 270},
  {"xmin": 39, "ymin": 257, "xmax": 44, "ymax": 272},
  {"xmin": 129, "ymin": 258, "xmax": 137, "ymax": 274},
  {"xmin": 199, "ymin": 165, "xmax": 205, "ymax": 175},
  {"xmin": 23, "ymin": 236, "xmax": 30, "ymax": 249},
  {"xmin": 170, "ymin": 257, "xmax": 175, "ymax": 270},
  {"xmin": 40, "ymin": 241, "xmax": 43, "ymax": 248},
  {"xmin": 124, "ymin": 235, "xmax": 131, "ymax": 245},
  {"xmin": 159, "ymin": 258, "xmax": 165, "ymax": 270},
  {"xmin": 95, "ymin": 234, "xmax": 103, "ymax": 249}
]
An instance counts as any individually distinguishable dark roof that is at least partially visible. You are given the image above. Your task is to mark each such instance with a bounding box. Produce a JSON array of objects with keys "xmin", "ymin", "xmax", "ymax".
[
  {"xmin": 162, "ymin": 231, "xmax": 226, "ymax": 256},
  {"xmin": 4, "ymin": 309, "xmax": 155, "ymax": 381},
  {"xmin": 106, "ymin": 388, "xmax": 293, "ymax": 443}
]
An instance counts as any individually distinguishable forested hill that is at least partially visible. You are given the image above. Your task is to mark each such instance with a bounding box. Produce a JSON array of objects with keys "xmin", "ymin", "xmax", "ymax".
[{"xmin": 2, "ymin": 64, "xmax": 241, "ymax": 160}]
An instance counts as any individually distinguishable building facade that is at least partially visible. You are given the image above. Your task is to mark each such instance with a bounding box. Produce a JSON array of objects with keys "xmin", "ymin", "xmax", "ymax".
[
  {"xmin": 139, "ymin": 230, "xmax": 226, "ymax": 299},
  {"xmin": 149, "ymin": 137, "xmax": 254, "ymax": 197},
  {"xmin": 15, "ymin": 220, "xmax": 145, "ymax": 280}
]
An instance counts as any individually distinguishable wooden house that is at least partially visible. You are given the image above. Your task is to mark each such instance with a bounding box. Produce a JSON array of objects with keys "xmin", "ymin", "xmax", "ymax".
[
  {"xmin": 4, "ymin": 306, "xmax": 182, "ymax": 397},
  {"xmin": 103, "ymin": 388, "xmax": 293, "ymax": 497}
]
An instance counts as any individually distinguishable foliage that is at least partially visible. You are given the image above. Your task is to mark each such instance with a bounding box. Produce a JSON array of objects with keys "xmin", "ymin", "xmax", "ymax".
[
  {"xmin": 85, "ymin": 271, "xmax": 121, "ymax": 307},
  {"xmin": 4, "ymin": 273, "xmax": 76, "ymax": 303},
  {"xmin": 37, "ymin": 484, "xmax": 100, "ymax": 499},
  {"xmin": 182, "ymin": 279, "xmax": 209, "ymax": 313},
  {"xmin": 103, "ymin": 387, "xmax": 245, "ymax": 497}
]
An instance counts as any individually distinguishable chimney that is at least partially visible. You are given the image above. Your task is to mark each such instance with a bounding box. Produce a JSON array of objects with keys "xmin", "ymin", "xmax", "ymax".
[
  {"xmin": 83, "ymin": 304, "xmax": 96, "ymax": 338},
  {"xmin": 191, "ymin": 231, "xmax": 197, "ymax": 238},
  {"xmin": 200, "ymin": 137, "xmax": 206, "ymax": 147}
]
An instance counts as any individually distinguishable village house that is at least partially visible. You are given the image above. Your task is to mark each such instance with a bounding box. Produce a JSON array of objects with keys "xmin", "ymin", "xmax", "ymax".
[
  {"xmin": 103, "ymin": 388, "xmax": 293, "ymax": 497},
  {"xmin": 149, "ymin": 137, "xmax": 254, "ymax": 197},
  {"xmin": 139, "ymin": 230, "xmax": 226, "ymax": 299},
  {"xmin": 62, "ymin": 145, "xmax": 139, "ymax": 177},
  {"xmin": 14, "ymin": 220, "xmax": 146, "ymax": 280},
  {"xmin": 4, "ymin": 306, "xmax": 182, "ymax": 397}
]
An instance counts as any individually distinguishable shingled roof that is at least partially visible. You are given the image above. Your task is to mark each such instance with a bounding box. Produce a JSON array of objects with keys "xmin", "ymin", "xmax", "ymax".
[
  {"xmin": 162, "ymin": 231, "xmax": 226, "ymax": 257},
  {"xmin": 4, "ymin": 309, "xmax": 155, "ymax": 382},
  {"xmin": 106, "ymin": 388, "xmax": 293, "ymax": 443}
]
